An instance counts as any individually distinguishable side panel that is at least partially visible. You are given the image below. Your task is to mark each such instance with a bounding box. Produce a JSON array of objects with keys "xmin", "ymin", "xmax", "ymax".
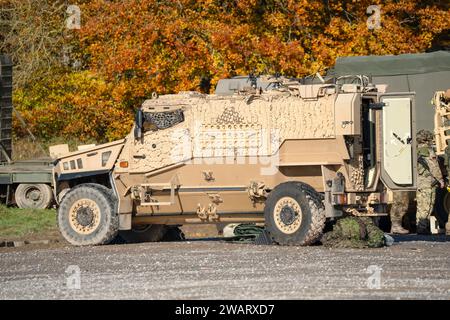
[
  {"xmin": 54, "ymin": 140, "xmax": 124, "ymax": 177},
  {"xmin": 334, "ymin": 93, "xmax": 361, "ymax": 136},
  {"xmin": 126, "ymin": 94, "xmax": 336, "ymax": 174},
  {"xmin": 13, "ymin": 172, "xmax": 53, "ymax": 184},
  {"xmin": 380, "ymin": 94, "xmax": 416, "ymax": 190}
]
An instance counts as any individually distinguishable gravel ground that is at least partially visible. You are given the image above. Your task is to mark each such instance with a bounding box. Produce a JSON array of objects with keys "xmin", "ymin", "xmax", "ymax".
[{"xmin": 0, "ymin": 236, "xmax": 449, "ymax": 300}]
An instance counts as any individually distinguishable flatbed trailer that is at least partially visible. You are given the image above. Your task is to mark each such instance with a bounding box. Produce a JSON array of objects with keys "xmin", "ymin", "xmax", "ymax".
[
  {"xmin": 0, "ymin": 55, "xmax": 55, "ymax": 209},
  {"xmin": 0, "ymin": 159, "xmax": 54, "ymax": 208}
]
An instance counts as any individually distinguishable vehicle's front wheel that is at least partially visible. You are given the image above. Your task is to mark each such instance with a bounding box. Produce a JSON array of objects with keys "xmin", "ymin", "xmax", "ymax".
[
  {"xmin": 264, "ymin": 181, "xmax": 326, "ymax": 246},
  {"xmin": 58, "ymin": 184, "xmax": 118, "ymax": 246}
]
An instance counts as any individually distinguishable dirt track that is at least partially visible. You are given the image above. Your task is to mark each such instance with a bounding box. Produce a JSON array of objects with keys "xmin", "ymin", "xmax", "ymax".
[{"xmin": 0, "ymin": 236, "xmax": 449, "ymax": 300}]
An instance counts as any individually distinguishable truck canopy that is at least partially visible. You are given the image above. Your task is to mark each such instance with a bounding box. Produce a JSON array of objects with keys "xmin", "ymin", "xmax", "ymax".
[
  {"xmin": 328, "ymin": 51, "xmax": 450, "ymax": 131},
  {"xmin": 329, "ymin": 51, "xmax": 450, "ymax": 76}
]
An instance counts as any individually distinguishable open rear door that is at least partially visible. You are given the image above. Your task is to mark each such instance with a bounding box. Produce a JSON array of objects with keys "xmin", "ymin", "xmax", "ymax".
[{"xmin": 380, "ymin": 93, "xmax": 416, "ymax": 190}]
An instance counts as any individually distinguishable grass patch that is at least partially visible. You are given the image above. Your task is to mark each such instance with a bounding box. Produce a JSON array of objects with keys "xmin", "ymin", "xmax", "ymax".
[{"xmin": 0, "ymin": 205, "xmax": 57, "ymax": 239}]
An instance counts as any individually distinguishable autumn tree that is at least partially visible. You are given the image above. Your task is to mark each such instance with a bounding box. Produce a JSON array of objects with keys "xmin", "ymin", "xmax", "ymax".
[
  {"xmin": 2, "ymin": 0, "xmax": 449, "ymax": 143},
  {"xmin": 0, "ymin": 0, "xmax": 67, "ymax": 87}
]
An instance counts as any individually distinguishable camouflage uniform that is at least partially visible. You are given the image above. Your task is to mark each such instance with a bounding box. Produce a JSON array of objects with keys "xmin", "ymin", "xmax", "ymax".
[
  {"xmin": 416, "ymin": 130, "xmax": 443, "ymax": 234},
  {"xmin": 442, "ymin": 91, "xmax": 450, "ymax": 235},
  {"xmin": 389, "ymin": 191, "xmax": 409, "ymax": 234}
]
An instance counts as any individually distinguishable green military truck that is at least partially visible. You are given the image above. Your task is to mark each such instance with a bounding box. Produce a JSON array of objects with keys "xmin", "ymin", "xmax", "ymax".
[{"xmin": 0, "ymin": 55, "xmax": 54, "ymax": 209}]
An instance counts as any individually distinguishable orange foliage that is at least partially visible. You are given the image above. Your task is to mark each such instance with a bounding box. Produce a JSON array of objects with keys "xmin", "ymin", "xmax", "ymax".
[
  {"xmin": 11, "ymin": 0, "xmax": 450, "ymax": 142},
  {"xmin": 14, "ymin": 71, "xmax": 133, "ymax": 142},
  {"xmin": 76, "ymin": 0, "xmax": 449, "ymax": 90}
]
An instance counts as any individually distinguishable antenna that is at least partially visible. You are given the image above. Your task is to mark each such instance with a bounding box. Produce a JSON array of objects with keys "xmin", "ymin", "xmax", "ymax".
[{"xmin": 316, "ymin": 72, "xmax": 325, "ymax": 84}]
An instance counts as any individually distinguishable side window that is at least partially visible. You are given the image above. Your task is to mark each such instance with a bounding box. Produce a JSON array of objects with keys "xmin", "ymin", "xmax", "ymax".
[{"xmin": 143, "ymin": 109, "xmax": 184, "ymax": 131}]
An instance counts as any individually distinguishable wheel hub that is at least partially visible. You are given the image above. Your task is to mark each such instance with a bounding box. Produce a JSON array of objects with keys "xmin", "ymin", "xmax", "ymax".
[
  {"xmin": 69, "ymin": 199, "xmax": 101, "ymax": 235},
  {"xmin": 273, "ymin": 197, "xmax": 302, "ymax": 234},
  {"xmin": 280, "ymin": 205, "xmax": 296, "ymax": 225},
  {"xmin": 25, "ymin": 187, "xmax": 41, "ymax": 203},
  {"xmin": 76, "ymin": 207, "xmax": 94, "ymax": 227}
]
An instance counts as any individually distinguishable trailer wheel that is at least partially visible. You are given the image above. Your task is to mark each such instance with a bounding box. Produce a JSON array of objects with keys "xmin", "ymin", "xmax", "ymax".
[
  {"xmin": 58, "ymin": 184, "xmax": 119, "ymax": 246},
  {"xmin": 264, "ymin": 181, "xmax": 326, "ymax": 246},
  {"xmin": 119, "ymin": 224, "xmax": 167, "ymax": 243},
  {"xmin": 15, "ymin": 184, "xmax": 54, "ymax": 209}
]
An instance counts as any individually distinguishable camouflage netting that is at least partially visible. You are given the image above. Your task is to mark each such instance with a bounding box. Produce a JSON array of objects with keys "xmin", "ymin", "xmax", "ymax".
[{"xmin": 321, "ymin": 217, "xmax": 386, "ymax": 248}]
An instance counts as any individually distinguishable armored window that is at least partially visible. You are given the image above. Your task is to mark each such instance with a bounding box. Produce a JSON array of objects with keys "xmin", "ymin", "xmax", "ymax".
[{"xmin": 143, "ymin": 109, "xmax": 184, "ymax": 131}]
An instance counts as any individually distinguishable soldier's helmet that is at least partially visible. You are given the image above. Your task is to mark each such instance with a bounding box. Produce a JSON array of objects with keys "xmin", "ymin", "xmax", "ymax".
[{"xmin": 416, "ymin": 129, "xmax": 434, "ymax": 144}]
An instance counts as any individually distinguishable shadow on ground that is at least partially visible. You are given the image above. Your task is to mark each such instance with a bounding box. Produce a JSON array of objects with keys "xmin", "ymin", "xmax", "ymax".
[{"xmin": 392, "ymin": 234, "xmax": 449, "ymax": 243}]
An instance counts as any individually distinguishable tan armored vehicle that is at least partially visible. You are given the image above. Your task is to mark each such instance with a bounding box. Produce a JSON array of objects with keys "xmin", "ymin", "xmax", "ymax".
[{"xmin": 51, "ymin": 75, "xmax": 417, "ymax": 246}]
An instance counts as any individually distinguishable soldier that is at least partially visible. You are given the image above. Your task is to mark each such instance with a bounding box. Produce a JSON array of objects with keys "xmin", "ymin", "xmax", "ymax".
[
  {"xmin": 389, "ymin": 191, "xmax": 410, "ymax": 234},
  {"xmin": 416, "ymin": 130, "xmax": 444, "ymax": 234},
  {"xmin": 440, "ymin": 89, "xmax": 450, "ymax": 235}
]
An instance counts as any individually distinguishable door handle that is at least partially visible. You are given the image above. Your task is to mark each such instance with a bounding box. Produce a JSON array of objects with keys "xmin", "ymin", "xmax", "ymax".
[{"xmin": 392, "ymin": 132, "xmax": 406, "ymax": 145}]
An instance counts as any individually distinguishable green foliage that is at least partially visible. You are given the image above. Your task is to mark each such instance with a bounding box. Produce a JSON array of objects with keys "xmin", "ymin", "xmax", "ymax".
[
  {"xmin": 322, "ymin": 217, "xmax": 386, "ymax": 248},
  {"xmin": 12, "ymin": 136, "xmax": 98, "ymax": 160}
]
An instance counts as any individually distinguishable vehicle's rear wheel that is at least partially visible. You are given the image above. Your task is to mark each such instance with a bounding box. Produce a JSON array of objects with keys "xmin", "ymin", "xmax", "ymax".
[
  {"xmin": 58, "ymin": 184, "xmax": 118, "ymax": 246},
  {"xmin": 15, "ymin": 183, "xmax": 54, "ymax": 209},
  {"xmin": 119, "ymin": 224, "xmax": 167, "ymax": 243},
  {"xmin": 264, "ymin": 181, "xmax": 326, "ymax": 246}
]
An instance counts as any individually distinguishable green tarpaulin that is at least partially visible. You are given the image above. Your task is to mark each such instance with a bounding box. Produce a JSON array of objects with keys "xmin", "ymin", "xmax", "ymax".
[
  {"xmin": 330, "ymin": 51, "xmax": 450, "ymax": 76},
  {"xmin": 328, "ymin": 51, "xmax": 450, "ymax": 130}
]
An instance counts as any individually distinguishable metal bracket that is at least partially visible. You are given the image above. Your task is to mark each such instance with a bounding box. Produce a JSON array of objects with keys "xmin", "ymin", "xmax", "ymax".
[
  {"xmin": 207, "ymin": 204, "xmax": 219, "ymax": 221},
  {"xmin": 196, "ymin": 204, "xmax": 208, "ymax": 221},
  {"xmin": 202, "ymin": 170, "xmax": 215, "ymax": 182},
  {"xmin": 139, "ymin": 175, "xmax": 180, "ymax": 206}
]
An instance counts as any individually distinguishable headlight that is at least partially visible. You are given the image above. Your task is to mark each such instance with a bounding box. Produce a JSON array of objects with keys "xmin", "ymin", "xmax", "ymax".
[{"xmin": 101, "ymin": 151, "xmax": 112, "ymax": 167}]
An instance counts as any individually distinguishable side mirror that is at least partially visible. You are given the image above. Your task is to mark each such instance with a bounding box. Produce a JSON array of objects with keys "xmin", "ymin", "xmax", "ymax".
[{"xmin": 134, "ymin": 109, "xmax": 144, "ymax": 140}]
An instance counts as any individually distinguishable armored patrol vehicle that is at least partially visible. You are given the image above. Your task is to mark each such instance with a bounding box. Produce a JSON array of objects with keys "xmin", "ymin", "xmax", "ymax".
[{"xmin": 51, "ymin": 75, "xmax": 417, "ymax": 245}]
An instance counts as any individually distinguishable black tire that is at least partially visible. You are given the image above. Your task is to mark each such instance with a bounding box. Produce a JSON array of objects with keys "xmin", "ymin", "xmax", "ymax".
[
  {"xmin": 264, "ymin": 181, "xmax": 326, "ymax": 246},
  {"xmin": 119, "ymin": 224, "xmax": 167, "ymax": 243},
  {"xmin": 15, "ymin": 183, "xmax": 54, "ymax": 209},
  {"xmin": 58, "ymin": 184, "xmax": 119, "ymax": 246},
  {"xmin": 161, "ymin": 226, "xmax": 185, "ymax": 242}
]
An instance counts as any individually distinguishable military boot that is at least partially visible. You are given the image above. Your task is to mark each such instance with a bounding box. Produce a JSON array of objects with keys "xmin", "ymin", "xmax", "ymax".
[
  {"xmin": 390, "ymin": 220, "xmax": 409, "ymax": 234},
  {"xmin": 416, "ymin": 219, "xmax": 430, "ymax": 235},
  {"xmin": 446, "ymin": 222, "xmax": 450, "ymax": 236}
]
